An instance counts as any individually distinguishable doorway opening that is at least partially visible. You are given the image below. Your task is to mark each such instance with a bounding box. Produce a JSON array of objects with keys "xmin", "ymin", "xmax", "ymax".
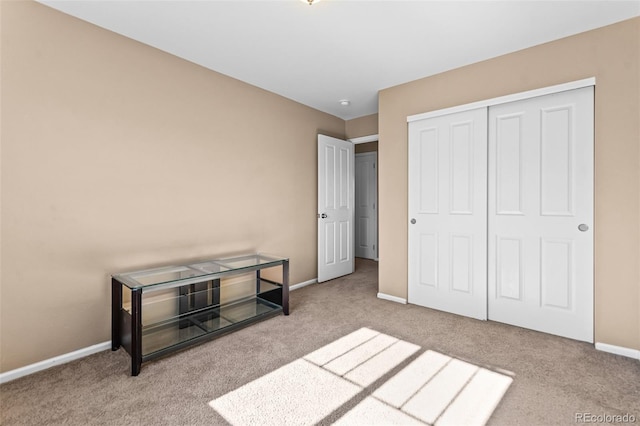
[{"xmin": 352, "ymin": 136, "xmax": 378, "ymax": 272}]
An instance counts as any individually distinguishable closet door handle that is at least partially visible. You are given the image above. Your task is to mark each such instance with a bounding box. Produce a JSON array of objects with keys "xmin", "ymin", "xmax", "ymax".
[{"xmin": 410, "ymin": 218, "xmax": 416, "ymax": 224}]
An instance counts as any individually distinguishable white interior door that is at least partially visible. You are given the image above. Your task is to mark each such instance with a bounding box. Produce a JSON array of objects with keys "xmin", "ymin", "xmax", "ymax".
[
  {"xmin": 408, "ymin": 108, "xmax": 488, "ymax": 320},
  {"xmin": 488, "ymin": 87, "xmax": 594, "ymax": 342},
  {"xmin": 318, "ymin": 134, "xmax": 354, "ymax": 282},
  {"xmin": 355, "ymin": 152, "xmax": 377, "ymax": 260}
]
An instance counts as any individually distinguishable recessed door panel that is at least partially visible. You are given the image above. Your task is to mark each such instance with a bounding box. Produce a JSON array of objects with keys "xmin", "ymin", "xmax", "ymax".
[
  {"xmin": 419, "ymin": 128, "xmax": 439, "ymax": 214},
  {"xmin": 325, "ymin": 145, "xmax": 336, "ymax": 209},
  {"xmin": 541, "ymin": 106, "xmax": 574, "ymax": 216},
  {"xmin": 495, "ymin": 114, "xmax": 524, "ymax": 215},
  {"xmin": 358, "ymin": 218, "xmax": 369, "ymax": 247},
  {"xmin": 419, "ymin": 233, "xmax": 438, "ymax": 288},
  {"xmin": 541, "ymin": 239, "xmax": 573, "ymax": 310},
  {"xmin": 451, "ymin": 234, "xmax": 472, "ymax": 293},
  {"xmin": 339, "ymin": 220, "xmax": 350, "ymax": 262},
  {"xmin": 450, "ymin": 122, "xmax": 473, "ymax": 215},
  {"xmin": 324, "ymin": 222, "xmax": 336, "ymax": 265},
  {"xmin": 356, "ymin": 161, "xmax": 369, "ymax": 208},
  {"xmin": 496, "ymin": 237, "xmax": 523, "ymax": 301},
  {"xmin": 339, "ymin": 147, "xmax": 350, "ymax": 209}
]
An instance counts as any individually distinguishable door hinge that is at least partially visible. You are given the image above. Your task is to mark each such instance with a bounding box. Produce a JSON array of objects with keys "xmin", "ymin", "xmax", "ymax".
[
  {"xmin": 373, "ymin": 244, "xmax": 376, "ymax": 251},
  {"xmin": 373, "ymin": 163, "xmax": 376, "ymax": 169},
  {"xmin": 373, "ymin": 203, "xmax": 376, "ymax": 209}
]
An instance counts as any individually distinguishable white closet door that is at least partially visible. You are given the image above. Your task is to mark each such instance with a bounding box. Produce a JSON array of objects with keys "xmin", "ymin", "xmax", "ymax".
[
  {"xmin": 355, "ymin": 152, "xmax": 377, "ymax": 260},
  {"xmin": 488, "ymin": 87, "xmax": 594, "ymax": 342},
  {"xmin": 408, "ymin": 108, "xmax": 488, "ymax": 320}
]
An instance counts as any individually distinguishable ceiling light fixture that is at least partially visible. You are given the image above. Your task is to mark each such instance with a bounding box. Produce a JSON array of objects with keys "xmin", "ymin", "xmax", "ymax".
[
  {"xmin": 301, "ymin": 0, "xmax": 321, "ymax": 5},
  {"xmin": 339, "ymin": 99, "xmax": 350, "ymax": 106}
]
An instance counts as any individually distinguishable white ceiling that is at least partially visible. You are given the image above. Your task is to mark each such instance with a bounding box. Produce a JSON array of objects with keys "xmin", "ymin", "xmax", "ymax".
[{"xmin": 38, "ymin": 0, "xmax": 640, "ymax": 120}]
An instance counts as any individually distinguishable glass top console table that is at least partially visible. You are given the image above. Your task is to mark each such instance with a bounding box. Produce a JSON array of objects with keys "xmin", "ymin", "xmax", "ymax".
[{"xmin": 112, "ymin": 253, "xmax": 289, "ymax": 375}]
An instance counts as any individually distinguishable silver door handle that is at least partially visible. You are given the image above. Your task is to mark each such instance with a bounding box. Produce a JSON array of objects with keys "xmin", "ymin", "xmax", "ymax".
[
  {"xmin": 578, "ymin": 224, "xmax": 589, "ymax": 232},
  {"xmin": 319, "ymin": 213, "xmax": 328, "ymax": 219},
  {"xmin": 410, "ymin": 218, "xmax": 416, "ymax": 224}
]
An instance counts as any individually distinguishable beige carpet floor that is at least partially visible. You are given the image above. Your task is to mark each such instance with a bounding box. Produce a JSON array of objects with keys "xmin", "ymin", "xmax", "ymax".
[{"xmin": 1, "ymin": 258, "xmax": 639, "ymax": 425}]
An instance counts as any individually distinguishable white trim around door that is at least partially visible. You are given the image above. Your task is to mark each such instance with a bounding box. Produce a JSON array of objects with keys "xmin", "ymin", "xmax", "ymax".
[
  {"xmin": 407, "ymin": 78, "xmax": 595, "ymax": 122},
  {"xmin": 349, "ymin": 134, "xmax": 379, "ymax": 144}
]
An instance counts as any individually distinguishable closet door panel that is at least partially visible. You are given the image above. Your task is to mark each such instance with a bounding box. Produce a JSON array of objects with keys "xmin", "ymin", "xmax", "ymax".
[
  {"xmin": 408, "ymin": 108, "xmax": 488, "ymax": 320},
  {"xmin": 488, "ymin": 87, "xmax": 594, "ymax": 343}
]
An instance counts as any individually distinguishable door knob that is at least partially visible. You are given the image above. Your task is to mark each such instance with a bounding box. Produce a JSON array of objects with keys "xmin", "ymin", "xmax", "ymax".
[
  {"xmin": 320, "ymin": 213, "xmax": 328, "ymax": 219},
  {"xmin": 578, "ymin": 224, "xmax": 589, "ymax": 232},
  {"xmin": 410, "ymin": 218, "xmax": 416, "ymax": 224}
]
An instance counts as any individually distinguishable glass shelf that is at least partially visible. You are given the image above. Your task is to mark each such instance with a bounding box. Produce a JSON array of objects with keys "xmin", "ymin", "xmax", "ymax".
[
  {"xmin": 114, "ymin": 253, "xmax": 288, "ymax": 290},
  {"xmin": 141, "ymin": 297, "xmax": 281, "ymax": 357},
  {"xmin": 125, "ymin": 279, "xmax": 282, "ymax": 328}
]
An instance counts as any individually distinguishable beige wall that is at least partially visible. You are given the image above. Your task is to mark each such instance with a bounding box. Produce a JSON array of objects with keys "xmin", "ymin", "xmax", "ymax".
[
  {"xmin": 345, "ymin": 113, "xmax": 378, "ymax": 140},
  {"xmin": 346, "ymin": 113, "xmax": 378, "ymax": 152},
  {"xmin": 355, "ymin": 142, "xmax": 378, "ymax": 154},
  {"xmin": 379, "ymin": 17, "xmax": 640, "ymax": 350},
  {"xmin": 0, "ymin": 1, "xmax": 345, "ymax": 372}
]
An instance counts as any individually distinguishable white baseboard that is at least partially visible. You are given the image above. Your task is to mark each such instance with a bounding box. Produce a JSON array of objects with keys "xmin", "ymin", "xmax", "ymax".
[
  {"xmin": 377, "ymin": 292, "xmax": 407, "ymax": 304},
  {"xmin": 595, "ymin": 342, "xmax": 640, "ymax": 360},
  {"xmin": 0, "ymin": 278, "xmax": 319, "ymax": 384},
  {"xmin": 0, "ymin": 341, "xmax": 112, "ymax": 384},
  {"xmin": 290, "ymin": 278, "xmax": 317, "ymax": 291}
]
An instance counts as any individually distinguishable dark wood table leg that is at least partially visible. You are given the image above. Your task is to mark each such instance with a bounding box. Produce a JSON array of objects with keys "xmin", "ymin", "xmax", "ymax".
[
  {"xmin": 282, "ymin": 260, "xmax": 289, "ymax": 315},
  {"xmin": 179, "ymin": 285, "xmax": 189, "ymax": 329},
  {"xmin": 212, "ymin": 279, "xmax": 220, "ymax": 306},
  {"xmin": 131, "ymin": 288, "xmax": 142, "ymax": 376},
  {"xmin": 111, "ymin": 278, "xmax": 122, "ymax": 351}
]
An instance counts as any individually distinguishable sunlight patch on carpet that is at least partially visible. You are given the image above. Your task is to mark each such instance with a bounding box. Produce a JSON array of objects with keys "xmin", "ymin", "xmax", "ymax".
[
  {"xmin": 208, "ymin": 358, "xmax": 360, "ymax": 426},
  {"xmin": 208, "ymin": 327, "xmax": 513, "ymax": 426},
  {"xmin": 333, "ymin": 396, "xmax": 424, "ymax": 425}
]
